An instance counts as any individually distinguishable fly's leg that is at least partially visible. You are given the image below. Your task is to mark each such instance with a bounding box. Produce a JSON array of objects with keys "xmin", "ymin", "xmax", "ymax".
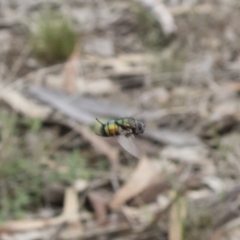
[
  {"xmin": 96, "ymin": 118, "xmax": 104, "ymax": 125},
  {"xmin": 125, "ymin": 129, "xmax": 134, "ymax": 138}
]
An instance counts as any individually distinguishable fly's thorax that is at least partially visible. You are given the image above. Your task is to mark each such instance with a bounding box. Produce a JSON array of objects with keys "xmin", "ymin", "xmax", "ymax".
[
  {"xmin": 116, "ymin": 118, "xmax": 135, "ymax": 128},
  {"xmin": 115, "ymin": 118, "xmax": 145, "ymax": 135}
]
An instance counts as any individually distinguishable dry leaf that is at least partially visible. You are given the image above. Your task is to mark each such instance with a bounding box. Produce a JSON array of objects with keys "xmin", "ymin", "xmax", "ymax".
[
  {"xmin": 29, "ymin": 86, "xmax": 95, "ymax": 125},
  {"xmin": 129, "ymin": 180, "xmax": 169, "ymax": 206},
  {"xmin": 62, "ymin": 188, "xmax": 80, "ymax": 222},
  {"xmin": 169, "ymin": 192, "xmax": 187, "ymax": 240},
  {"xmin": 211, "ymin": 216, "xmax": 240, "ymax": 240},
  {"xmin": 0, "ymin": 216, "xmax": 64, "ymax": 233},
  {"xmin": 29, "ymin": 85, "xmax": 137, "ymax": 121},
  {"xmin": 202, "ymin": 176, "xmax": 225, "ymax": 193},
  {"xmin": 79, "ymin": 78, "xmax": 119, "ymax": 95},
  {"xmin": 0, "ymin": 188, "xmax": 81, "ymax": 233},
  {"xmin": 0, "ymin": 86, "xmax": 51, "ymax": 119},
  {"xmin": 62, "ymin": 41, "xmax": 81, "ymax": 93},
  {"xmin": 88, "ymin": 190, "xmax": 112, "ymax": 224},
  {"xmin": 109, "ymin": 155, "xmax": 157, "ymax": 210},
  {"xmin": 169, "ymin": 3, "xmax": 213, "ymax": 16},
  {"xmin": 224, "ymin": 82, "xmax": 240, "ymax": 93},
  {"xmin": 161, "ymin": 146, "xmax": 208, "ymax": 164},
  {"xmin": 99, "ymin": 54, "xmax": 149, "ymax": 77},
  {"xmin": 60, "ymin": 188, "xmax": 83, "ymax": 239},
  {"xmin": 73, "ymin": 179, "xmax": 89, "ymax": 193},
  {"xmin": 145, "ymin": 128, "xmax": 202, "ymax": 146},
  {"xmin": 122, "ymin": 204, "xmax": 160, "ymax": 229},
  {"xmin": 0, "ymin": 228, "xmax": 58, "ymax": 240}
]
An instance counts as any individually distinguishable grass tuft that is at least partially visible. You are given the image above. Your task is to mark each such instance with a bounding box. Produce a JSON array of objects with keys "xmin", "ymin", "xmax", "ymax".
[{"xmin": 29, "ymin": 9, "xmax": 77, "ymax": 64}]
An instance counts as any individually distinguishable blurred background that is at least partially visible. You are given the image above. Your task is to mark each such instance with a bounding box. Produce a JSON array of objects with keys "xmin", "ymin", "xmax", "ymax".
[{"xmin": 0, "ymin": 0, "xmax": 240, "ymax": 239}]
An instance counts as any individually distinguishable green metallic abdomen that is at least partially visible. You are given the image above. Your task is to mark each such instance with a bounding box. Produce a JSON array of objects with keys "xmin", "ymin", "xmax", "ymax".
[{"xmin": 104, "ymin": 120, "xmax": 119, "ymax": 136}]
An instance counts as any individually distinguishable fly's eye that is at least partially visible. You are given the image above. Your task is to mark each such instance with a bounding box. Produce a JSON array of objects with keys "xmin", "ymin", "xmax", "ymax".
[{"xmin": 137, "ymin": 121, "xmax": 145, "ymax": 133}]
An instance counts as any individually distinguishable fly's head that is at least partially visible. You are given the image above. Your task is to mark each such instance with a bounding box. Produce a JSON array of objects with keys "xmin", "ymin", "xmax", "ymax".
[{"xmin": 133, "ymin": 120, "xmax": 145, "ymax": 135}]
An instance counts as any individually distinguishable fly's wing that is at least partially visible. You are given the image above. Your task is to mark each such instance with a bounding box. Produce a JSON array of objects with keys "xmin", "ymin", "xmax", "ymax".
[{"xmin": 118, "ymin": 135, "xmax": 139, "ymax": 158}]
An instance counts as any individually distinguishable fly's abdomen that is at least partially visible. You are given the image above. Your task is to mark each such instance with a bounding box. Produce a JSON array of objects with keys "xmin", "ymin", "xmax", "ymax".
[{"xmin": 105, "ymin": 120, "xmax": 120, "ymax": 136}]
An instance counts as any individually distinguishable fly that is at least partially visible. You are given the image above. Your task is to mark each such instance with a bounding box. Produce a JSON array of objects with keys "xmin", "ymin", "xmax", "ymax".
[
  {"xmin": 95, "ymin": 117, "xmax": 145, "ymax": 138},
  {"xmin": 95, "ymin": 117, "xmax": 145, "ymax": 158}
]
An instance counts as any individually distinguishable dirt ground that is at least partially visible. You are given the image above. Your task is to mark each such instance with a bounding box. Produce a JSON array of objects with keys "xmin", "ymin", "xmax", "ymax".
[{"xmin": 1, "ymin": 0, "xmax": 240, "ymax": 240}]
